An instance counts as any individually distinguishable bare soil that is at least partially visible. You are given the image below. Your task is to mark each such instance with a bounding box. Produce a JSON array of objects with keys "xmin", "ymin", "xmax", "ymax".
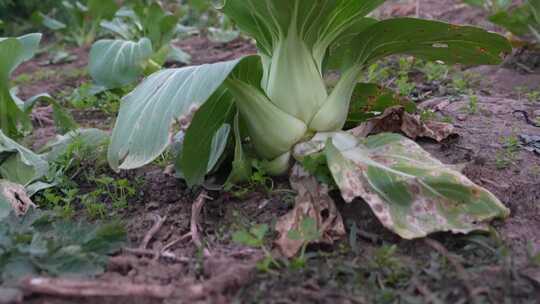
[{"xmin": 10, "ymin": 1, "xmax": 540, "ymax": 303}]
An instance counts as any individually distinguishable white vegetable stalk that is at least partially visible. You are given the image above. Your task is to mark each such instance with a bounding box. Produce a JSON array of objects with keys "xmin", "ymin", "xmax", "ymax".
[{"xmin": 226, "ymin": 17, "xmax": 359, "ymax": 171}]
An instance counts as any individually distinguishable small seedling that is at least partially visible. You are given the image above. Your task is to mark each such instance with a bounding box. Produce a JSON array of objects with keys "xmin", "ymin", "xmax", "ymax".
[
  {"xmin": 420, "ymin": 109, "xmax": 437, "ymax": 122},
  {"xmin": 421, "ymin": 61, "xmax": 449, "ymax": 82},
  {"xmin": 528, "ymin": 243, "xmax": 540, "ymax": 266},
  {"xmin": 233, "ymin": 224, "xmax": 280, "ymax": 272},
  {"xmin": 495, "ymin": 135, "xmax": 521, "ymax": 169},
  {"xmin": 228, "ymin": 161, "xmax": 274, "ymax": 198},
  {"xmin": 468, "ymin": 93, "xmax": 478, "ymax": 114},
  {"xmin": 526, "ymin": 90, "xmax": 540, "ymax": 103},
  {"xmin": 287, "ymin": 217, "xmax": 321, "ymax": 269}
]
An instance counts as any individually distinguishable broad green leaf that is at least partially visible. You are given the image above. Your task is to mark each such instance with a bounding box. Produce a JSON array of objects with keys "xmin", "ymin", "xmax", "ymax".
[
  {"xmin": 108, "ymin": 56, "xmax": 256, "ymax": 171},
  {"xmin": 87, "ymin": 0, "xmax": 118, "ymax": 21},
  {"xmin": 0, "ymin": 130, "xmax": 48, "ymax": 186},
  {"xmin": 333, "ymin": 18, "xmax": 511, "ymax": 68},
  {"xmin": 220, "ymin": 0, "xmax": 385, "ymax": 59},
  {"xmin": 89, "ymin": 38, "xmax": 153, "ymax": 89},
  {"xmin": 0, "ymin": 34, "xmax": 42, "ymax": 138},
  {"xmin": 179, "ymin": 87, "xmax": 235, "ymax": 186},
  {"xmin": 0, "ymin": 33, "xmax": 42, "ymax": 72},
  {"xmin": 222, "ymin": 0, "xmax": 382, "ymax": 123},
  {"xmin": 320, "ymin": 132, "xmax": 510, "ymax": 239}
]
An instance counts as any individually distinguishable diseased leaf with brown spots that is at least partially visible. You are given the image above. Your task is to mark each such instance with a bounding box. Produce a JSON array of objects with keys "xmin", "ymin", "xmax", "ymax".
[{"xmin": 294, "ymin": 132, "xmax": 509, "ymax": 239}]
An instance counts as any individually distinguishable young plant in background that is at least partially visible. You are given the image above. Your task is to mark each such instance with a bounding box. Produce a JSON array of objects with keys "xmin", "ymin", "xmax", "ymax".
[
  {"xmin": 0, "ymin": 33, "xmax": 76, "ymax": 139},
  {"xmin": 108, "ymin": 1, "xmax": 511, "ymax": 247},
  {"xmin": 464, "ymin": 0, "xmax": 540, "ymax": 46},
  {"xmin": 35, "ymin": 0, "xmax": 119, "ymax": 47},
  {"xmin": 89, "ymin": 1, "xmax": 191, "ymax": 90},
  {"xmin": 183, "ymin": 0, "xmax": 239, "ymax": 43}
]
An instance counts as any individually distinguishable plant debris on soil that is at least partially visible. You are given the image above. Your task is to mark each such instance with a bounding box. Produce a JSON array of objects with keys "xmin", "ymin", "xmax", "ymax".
[{"xmin": 3, "ymin": 0, "xmax": 540, "ymax": 303}]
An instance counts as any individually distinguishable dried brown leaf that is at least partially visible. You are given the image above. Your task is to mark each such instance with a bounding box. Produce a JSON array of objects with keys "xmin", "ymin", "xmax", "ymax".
[
  {"xmin": 351, "ymin": 106, "xmax": 455, "ymax": 142},
  {"xmin": 275, "ymin": 165, "xmax": 346, "ymax": 258},
  {"xmin": 0, "ymin": 180, "xmax": 36, "ymax": 216}
]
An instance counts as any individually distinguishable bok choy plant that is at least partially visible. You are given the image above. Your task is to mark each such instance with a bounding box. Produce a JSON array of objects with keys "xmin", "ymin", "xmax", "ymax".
[
  {"xmin": 35, "ymin": 0, "xmax": 119, "ymax": 47},
  {"xmin": 108, "ymin": 0, "xmax": 511, "ymax": 239},
  {"xmin": 0, "ymin": 33, "xmax": 76, "ymax": 139},
  {"xmin": 89, "ymin": 2, "xmax": 191, "ymax": 90}
]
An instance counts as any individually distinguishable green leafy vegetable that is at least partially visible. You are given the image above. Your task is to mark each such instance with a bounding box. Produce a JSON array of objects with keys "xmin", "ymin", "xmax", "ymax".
[
  {"xmin": 0, "ymin": 209, "xmax": 126, "ymax": 281},
  {"xmin": 0, "ymin": 33, "xmax": 77, "ymax": 138},
  {"xmin": 36, "ymin": 0, "xmax": 119, "ymax": 46},
  {"xmin": 465, "ymin": 0, "xmax": 540, "ymax": 45},
  {"xmin": 107, "ymin": 0, "xmax": 511, "ymax": 238},
  {"xmin": 90, "ymin": 2, "xmax": 191, "ymax": 89}
]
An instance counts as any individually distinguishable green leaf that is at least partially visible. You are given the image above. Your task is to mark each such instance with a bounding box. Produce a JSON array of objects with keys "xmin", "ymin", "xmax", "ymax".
[
  {"xmin": 250, "ymin": 224, "xmax": 269, "ymax": 241},
  {"xmin": 346, "ymin": 83, "xmax": 416, "ymax": 128},
  {"xmin": 179, "ymin": 86, "xmax": 235, "ymax": 186},
  {"xmin": 226, "ymin": 114, "xmax": 253, "ymax": 184},
  {"xmin": 221, "ymin": 0, "xmax": 385, "ymax": 60},
  {"xmin": 40, "ymin": 128, "xmax": 109, "ymax": 162},
  {"xmin": 333, "ymin": 18, "xmax": 512, "ymax": 68},
  {"xmin": 89, "ymin": 38, "xmax": 153, "ymax": 89},
  {"xmin": 167, "ymin": 45, "xmax": 191, "ymax": 64},
  {"xmin": 0, "ymin": 209, "xmax": 126, "ymax": 279},
  {"xmin": 36, "ymin": 13, "xmax": 67, "ymax": 31},
  {"xmin": 322, "ymin": 132, "xmax": 510, "ymax": 239},
  {"xmin": 108, "ymin": 56, "xmax": 255, "ymax": 171},
  {"xmin": 0, "ymin": 34, "xmax": 42, "ymax": 138},
  {"xmin": 87, "ymin": 0, "xmax": 118, "ymax": 21},
  {"xmin": 232, "ymin": 230, "xmax": 260, "ymax": 247},
  {"xmin": 20, "ymin": 93, "xmax": 78, "ymax": 134},
  {"xmin": 0, "ymin": 130, "xmax": 48, "ymax": 186}
]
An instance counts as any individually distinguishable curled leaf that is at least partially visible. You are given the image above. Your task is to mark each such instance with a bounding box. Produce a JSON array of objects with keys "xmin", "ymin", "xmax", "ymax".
[{"xmin": 275, "ymin": 165, "xmax": 346, "ymax": 258}]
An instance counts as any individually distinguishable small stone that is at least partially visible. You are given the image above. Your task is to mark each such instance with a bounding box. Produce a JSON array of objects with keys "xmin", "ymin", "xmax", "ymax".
[
  {"xmin": 533, "ymin": 110, "xmax": 540, "ymax": 119},
  {"xmin": 146, "ymin": 201, "xmax": 160, "ymax": 211},
  {"xmin": 457, "ymin": 114, "xmax": 468, "ymax": 121},
  {"xmin": 0, "ymin": 287, "xmax": 23, "ymax": 304}
]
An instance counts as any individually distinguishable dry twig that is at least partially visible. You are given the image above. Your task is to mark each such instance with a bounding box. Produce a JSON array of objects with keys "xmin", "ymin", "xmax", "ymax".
[
  {"xmin": 140, "ymin": 214, "xmax": 167, "ymax": 249},
  {"xmin": 20, "ymin": 277, "xmax": 174, "ymax": 299},
  {"xmin": 191, "ymin": 190, "xmax": 212, "ymax": 256}
]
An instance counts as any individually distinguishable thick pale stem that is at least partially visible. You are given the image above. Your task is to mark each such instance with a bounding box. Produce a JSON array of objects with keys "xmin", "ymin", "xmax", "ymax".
[
  {"xmin": 263, "ymin": 22, "xmax": 328, "ymax": 123},
  {"xmin": 309, "ymin": 66, "xmax": 362, "ymax": 132},
  {"xmin": 225, "ymin": 79, "xmax": 308, "ymax": 160}
]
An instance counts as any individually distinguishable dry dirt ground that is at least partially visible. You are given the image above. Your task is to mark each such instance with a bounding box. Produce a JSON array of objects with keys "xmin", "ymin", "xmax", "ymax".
[{"xmin": 8, "ymin": 0, "xmax": 540, "ymax": 303}]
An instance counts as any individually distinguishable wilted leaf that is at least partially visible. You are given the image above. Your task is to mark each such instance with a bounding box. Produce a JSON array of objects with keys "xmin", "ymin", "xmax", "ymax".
[
  {"xmin": 321, "ymin": 132, "xmax": 510, "ymax": 239},
  {"xmin": 275, "ymin": 165, "xmax": 345, "ymax": 257},
  {"xmin": 351, "ymin": 106, "xmax": 455, "ymax": 142}
]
